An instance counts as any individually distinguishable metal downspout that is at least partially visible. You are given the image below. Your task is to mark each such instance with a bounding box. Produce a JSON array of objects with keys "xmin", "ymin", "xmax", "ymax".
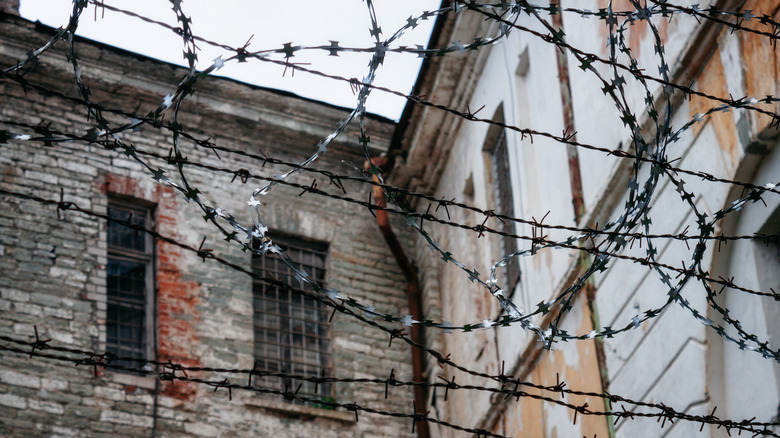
[{"xmin": 365, "ymin": 157, "xmax": 429, "ymax": 438}]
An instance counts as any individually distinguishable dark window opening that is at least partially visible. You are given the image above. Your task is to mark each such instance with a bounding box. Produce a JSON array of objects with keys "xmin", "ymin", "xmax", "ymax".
[
  {"xmin": 106, "ymin": 203, "xmax": 154, "ymax": 369},
  {"xmin": 489, "ymin": 128, "xmax": 521, "ymax": 295},
  {"xmin": 251, "ymin": 235, "xmax": 333, "ymax": 407}
]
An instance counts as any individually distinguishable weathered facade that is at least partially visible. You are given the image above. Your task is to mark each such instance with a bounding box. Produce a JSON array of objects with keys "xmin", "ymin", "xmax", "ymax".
[
  {"xmin": 0, "ymin": 8, "xmax": 419, "ymax": 438},
  {"xmin": 3, "ymin": 1, "xmax": 780, "ymax": 437},
  {"xmin": 394, "ymin": 0, "xmax": 780, "ymax": 437}
]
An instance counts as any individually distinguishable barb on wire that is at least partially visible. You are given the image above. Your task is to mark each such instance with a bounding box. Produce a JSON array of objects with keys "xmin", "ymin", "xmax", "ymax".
[
  {"xmin": 2, "ymin": 1, "xmax": 780, "ymax": 435},
  {"xmin": 1, "ymin": 0, "xmax": 779, "ymax": 355},
  {"xmin": 2, "ymin": 188, "xmax": 780, "ymax": 436},
  {"xmin": 1, "ymin": 330, "xmax": 778, "ymax": 436}
]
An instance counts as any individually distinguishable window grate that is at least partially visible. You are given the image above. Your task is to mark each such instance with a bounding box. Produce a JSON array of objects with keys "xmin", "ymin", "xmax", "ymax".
[
  {"xmin": 251, "ymin": 235, "xmax": 332, "ymax": 406},
  {"xmin": 106, "ymin": 203, "xmax": 153, "ymax": 368},
  {"xmin": 491, "ymin": 130, "xmax": 521, "ymax": 294}
]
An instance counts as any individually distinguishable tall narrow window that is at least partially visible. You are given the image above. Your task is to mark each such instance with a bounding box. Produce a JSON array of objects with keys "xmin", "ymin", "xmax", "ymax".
[
  {"xmin": 485, "ymin": 114, "xmax": 521, "ymax": 295},
  {"xmin": 491, "ymin": 130, "xmax": 521, "ymax": 293},
  {"xmin": 251, "ymin": 235, "xmax": 332, "ymax": 406},
  {"xmin": 106, "ymin": 202, "xmax": 154, "ymax": 366}
]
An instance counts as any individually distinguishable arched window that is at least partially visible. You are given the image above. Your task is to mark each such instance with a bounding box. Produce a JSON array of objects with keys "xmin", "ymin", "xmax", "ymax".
[{"xmin": 710, "ymin": 140, "xmax": 780, "ymax": 425}]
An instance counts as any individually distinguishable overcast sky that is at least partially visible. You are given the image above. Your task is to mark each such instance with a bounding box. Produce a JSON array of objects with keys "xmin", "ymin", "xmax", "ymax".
[{"xmin": 20, "ymin": 0, "xmax": 441, "ymax": 120}]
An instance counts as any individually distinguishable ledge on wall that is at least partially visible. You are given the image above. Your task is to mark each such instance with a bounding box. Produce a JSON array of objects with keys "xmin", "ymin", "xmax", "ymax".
[{"xmin": 244, "ymin": 396, "xmax": 357, "ymax": 424}]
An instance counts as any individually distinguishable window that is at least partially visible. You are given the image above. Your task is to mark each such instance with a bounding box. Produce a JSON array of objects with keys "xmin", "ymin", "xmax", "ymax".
[
  {"xmin": 711, "ymin": 141, "xmax": 780, "ymax": 422},
  {"xmin": 484, "ymin": 108, "xmax": 521, "ymax": 295},
  {"xmin": 251, "ymin": 235, "xmax": 332, "ymax": 406},
  {"xmin": 106, "ymin": 202, "xmax": 154, "ymax": 367}
]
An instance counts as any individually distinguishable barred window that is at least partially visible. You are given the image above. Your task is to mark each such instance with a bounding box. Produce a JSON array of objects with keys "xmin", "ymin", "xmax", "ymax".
[
  {"xmin": 106, "ymin": 202, "xmax": 154, "ymax": 367},
  {"xmin": 489, "ymin": 128, "xmax": 521, "ymax": 294},
  {"xmin": 251, "ymin": 235, "xmax": 332, "ymax": 406}
]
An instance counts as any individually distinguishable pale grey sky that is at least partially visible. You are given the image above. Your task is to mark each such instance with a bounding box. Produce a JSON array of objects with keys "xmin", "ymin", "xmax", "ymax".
[{"xmin": 20, "ymin": 0, "xmax": 441, "ymax": 120}]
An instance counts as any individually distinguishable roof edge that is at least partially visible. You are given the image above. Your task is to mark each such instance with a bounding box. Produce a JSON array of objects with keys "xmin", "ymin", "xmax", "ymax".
[{"xmin": 6, "ymin": 13, "xmax": 396, "ymax": 126}]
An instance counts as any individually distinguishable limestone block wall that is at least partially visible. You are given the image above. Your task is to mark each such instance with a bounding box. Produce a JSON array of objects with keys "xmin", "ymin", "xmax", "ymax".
[{"xmin": 0, "ymin": 14, "xmax": 416, "ymax": 438}]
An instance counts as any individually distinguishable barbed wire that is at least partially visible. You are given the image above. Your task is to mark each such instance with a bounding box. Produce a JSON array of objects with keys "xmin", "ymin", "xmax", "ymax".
[
  {"xmin": 1, "ymin": 330, "xmax": 778, "ymax": 436},
  {"xmin": 0, "ymin": 334, "xmax": 503, "ymax": 437},
  {"xmin": 4, "ymin": 187, "xmax": 780, "ymax": 437},
  {"xmin": 2, "ymin": 112, "xmax": 778, "ymax": 249},
  {"xmin": 1, "ymin": 177, "xmax": 777, "ymax": 433},
  {"xmin": 2, "ymin": 0, "xmax": 779, "ymax": 355},
  {"xmin": 2, "ymin": 0, "xmax": 780, "ymax": 434},
  {"xmin": 2, "ymin": 151, "xmax": 777, "ymax": 346},
  {"xmin": 5, "ymin": 4, "xmax": 780, "ymax": 198},
  {"xmin": 648, "ymin": 0, "xmax": 780, "ymax": 40},
  {"xmin": 0, "ymin": 186, "xmax": 733, "ymax": 348},
  {"xmin": 3, "ymin": 100, "xmax": 779, "ymax": 230}
]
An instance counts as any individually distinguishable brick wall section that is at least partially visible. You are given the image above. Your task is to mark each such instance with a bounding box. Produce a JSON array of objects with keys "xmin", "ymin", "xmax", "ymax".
[
  {"xmin": 0, "ymin": 15, "xmax": 417, "ymax": 437},
  {"xmin": 99, "ymin": 173, "xmax": 202, "ymax": 401}
]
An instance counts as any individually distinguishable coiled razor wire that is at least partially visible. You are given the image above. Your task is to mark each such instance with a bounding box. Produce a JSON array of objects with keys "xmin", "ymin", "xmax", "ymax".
[
  {"xmin": 0, "ymin": 328, "xmax": 777, "ymax": 437},
  {"xmin": 1, "ymin": 186, "xmax": 778, "ymax": 433},
  {"xmin": 2, "ymin": 1, "xmax": 780, "ymax": 365}
]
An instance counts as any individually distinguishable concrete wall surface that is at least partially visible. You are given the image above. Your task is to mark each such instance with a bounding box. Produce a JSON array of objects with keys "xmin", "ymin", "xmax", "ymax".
[{"xmin": 396, "ymin": 1, "xmax": 780, "ymax": 437}]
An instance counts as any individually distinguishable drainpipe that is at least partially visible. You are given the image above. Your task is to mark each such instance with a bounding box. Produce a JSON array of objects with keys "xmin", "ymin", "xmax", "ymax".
[
  {"xmin": 552, "ymin": 13, "xmax": 585, "ymax": 222},
  {"xmin": 364, "ymin": 157, "xmax": 429, "ymax": 438}
]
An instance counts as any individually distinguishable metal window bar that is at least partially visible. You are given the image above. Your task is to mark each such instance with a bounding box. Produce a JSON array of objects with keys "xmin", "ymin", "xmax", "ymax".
[
  {"xmin": 491, "ymin": 130, "xmax": 521, "ymax": 294},
  {"xmin": 251, "ymin": 236, "xmax": 332, "ymax": 407},
  {"xmin": 106, "ymin": 204, "xmax": 153, "ymax": 368}
]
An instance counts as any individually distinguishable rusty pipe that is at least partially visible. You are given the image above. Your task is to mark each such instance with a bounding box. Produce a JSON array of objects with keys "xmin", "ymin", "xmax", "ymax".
[{"xmin": 365, "ymin": 157, "xmax": 429, "ymax": 438}]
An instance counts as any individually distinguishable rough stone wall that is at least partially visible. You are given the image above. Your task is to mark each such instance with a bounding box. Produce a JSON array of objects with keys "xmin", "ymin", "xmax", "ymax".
[{"xmin": 0, "ymin": 15, "xmax": 416, "ymax": 438}]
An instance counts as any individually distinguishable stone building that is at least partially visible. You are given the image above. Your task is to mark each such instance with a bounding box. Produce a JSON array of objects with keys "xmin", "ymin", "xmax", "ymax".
[
  {"xmin": 0, "ymin": 7, "xmax": 420, "ymax": 438},
  {"xmin": 3, "ymin": 1, "xmax": 780, "ymax": 438},
  {"xmin": 392, "ymin": 0, "xmax": 780, "ymax": 437}
]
